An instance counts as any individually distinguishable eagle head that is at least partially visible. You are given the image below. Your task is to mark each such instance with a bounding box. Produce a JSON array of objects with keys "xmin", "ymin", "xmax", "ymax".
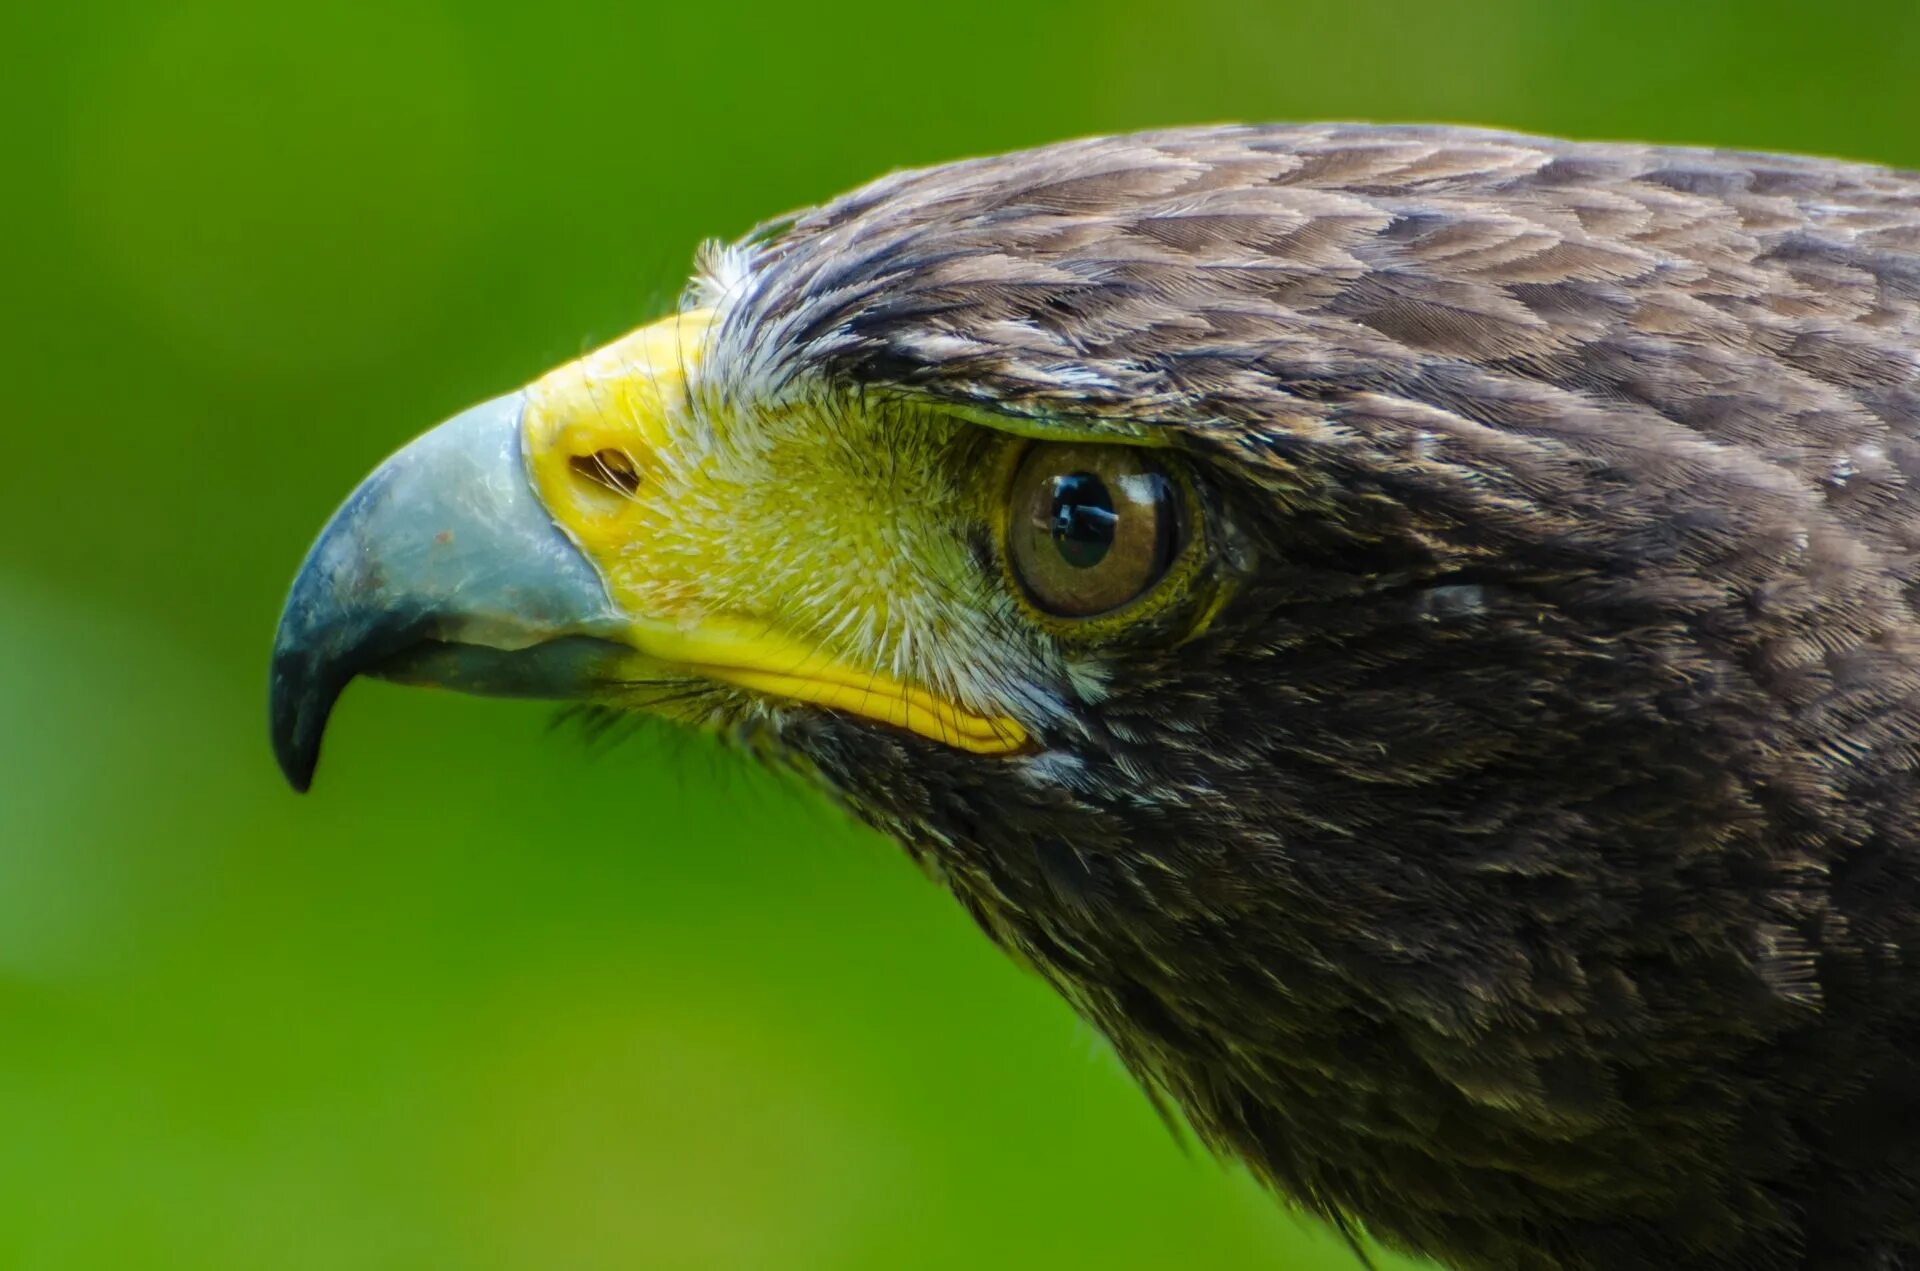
[{"xmin": 271, "ymin": 125, "xmax": 1920, "ymax": 1271}]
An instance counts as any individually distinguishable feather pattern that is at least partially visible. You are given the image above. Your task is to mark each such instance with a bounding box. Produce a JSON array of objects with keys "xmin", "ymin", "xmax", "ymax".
[{"xmin": 699, "ymin": 126, "xmax": 1920, "ymax": 1270}]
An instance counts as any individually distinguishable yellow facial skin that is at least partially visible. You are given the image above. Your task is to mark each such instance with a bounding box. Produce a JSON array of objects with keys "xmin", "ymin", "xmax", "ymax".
[{"xmin": 520, "ymin": 310, "xmax": 1033, "ymax": 754}]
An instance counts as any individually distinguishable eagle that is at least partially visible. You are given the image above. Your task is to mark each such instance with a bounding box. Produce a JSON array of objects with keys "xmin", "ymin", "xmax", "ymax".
[{"xmin": 270, "ymin": 125, "xmax": 1920, "ymax": 1270}]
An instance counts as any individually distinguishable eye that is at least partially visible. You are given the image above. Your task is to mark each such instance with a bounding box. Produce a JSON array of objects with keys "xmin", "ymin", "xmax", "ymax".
[{"xmin": 1007, "ymin": 442, "xmax": 1182, "ymax": 618}]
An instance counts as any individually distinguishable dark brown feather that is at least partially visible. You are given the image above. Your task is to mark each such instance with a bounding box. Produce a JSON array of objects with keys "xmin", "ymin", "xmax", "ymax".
[{"xmin": 717, "ymin": 126, "xmax": 1920, "ymax": 1270}]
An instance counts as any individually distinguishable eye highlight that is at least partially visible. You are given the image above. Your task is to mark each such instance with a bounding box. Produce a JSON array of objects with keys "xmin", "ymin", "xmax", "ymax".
[{"xmin": 1007, "ymin": 443, "xmax": 1181, "ymax": 618}]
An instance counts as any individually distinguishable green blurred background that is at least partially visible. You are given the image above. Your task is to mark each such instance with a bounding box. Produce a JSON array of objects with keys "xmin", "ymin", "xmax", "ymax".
[{"xmin": 3, "ymin": 1, "xmax": 1917, "ymax": 1267}]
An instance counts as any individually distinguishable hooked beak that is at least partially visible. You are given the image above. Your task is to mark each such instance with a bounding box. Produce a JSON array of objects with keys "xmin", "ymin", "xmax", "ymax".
[
  {"xmin": 270, "ymin": 312, "xmax": 1029, "ymax": 793},
  {"xmin": 268, "ymin": 391, "xmax": 627, "ymax": 791}
]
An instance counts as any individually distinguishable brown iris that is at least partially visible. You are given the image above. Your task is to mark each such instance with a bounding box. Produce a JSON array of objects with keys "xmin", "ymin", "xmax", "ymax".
[{"xmin": 1008, "ymin": 443, "xmax": 1181, "ymax": 618}]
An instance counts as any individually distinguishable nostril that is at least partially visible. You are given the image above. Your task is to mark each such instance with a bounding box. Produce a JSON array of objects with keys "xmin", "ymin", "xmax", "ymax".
[{"xmin": 568, "ymin": 448, "xmax": 641, "ymax": 498}]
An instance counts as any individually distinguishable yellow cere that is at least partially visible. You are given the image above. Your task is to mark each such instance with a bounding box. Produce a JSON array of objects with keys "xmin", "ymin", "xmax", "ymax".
[{"xmin": 521, "ymin": 310, "xmax": 1031, "ymax": 754}]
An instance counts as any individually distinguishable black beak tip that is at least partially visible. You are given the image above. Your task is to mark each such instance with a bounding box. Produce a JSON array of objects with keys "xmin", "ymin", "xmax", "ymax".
[
  {"xmin": 269, "ymin": 607, "xmax": 434, "ymax": 793},
  {"xmin": 269, "ymin": 650, "xmax": 342, "ymax": 794}
]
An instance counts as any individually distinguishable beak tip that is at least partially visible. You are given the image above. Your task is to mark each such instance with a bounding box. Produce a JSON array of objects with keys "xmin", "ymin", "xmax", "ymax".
[
  {"xmin": 269, "ymin": 650, "xmax": 339, "ymax": 794},
  {"xmin": 278, "ymin": 744, "xmax": 318, "ymax": 794}
]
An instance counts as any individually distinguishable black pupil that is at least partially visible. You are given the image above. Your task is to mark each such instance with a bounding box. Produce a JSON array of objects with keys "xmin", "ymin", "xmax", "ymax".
[{"xmin": 1049, "ymin": 472, "xmax": 1118, "ymax": 568}]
